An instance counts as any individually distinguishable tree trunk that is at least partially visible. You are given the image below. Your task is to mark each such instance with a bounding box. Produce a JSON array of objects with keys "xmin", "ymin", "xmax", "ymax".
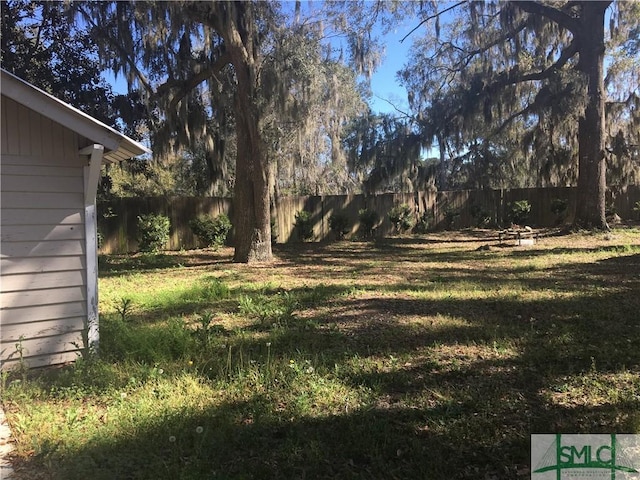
[
  {"xmin": 225, "ymin": 4, "xmax": 273, "ymax": 263},
  {"xmin": 437, "ymin": 134, "xmax": 448, "ymax": 191},
  {"xmin": 232, "ymin": 114, "xmax": 272, "ymax": 262},
  {"xmin": 228, "ymin": 43, "xmax": 272, "ymax": 263},
  {"xmin": 574, "ymin": 2, "xmax": 609, "ymax": 230}
]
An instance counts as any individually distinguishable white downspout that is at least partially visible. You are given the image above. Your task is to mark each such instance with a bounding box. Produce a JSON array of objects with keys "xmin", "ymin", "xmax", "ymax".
[{"xmin": 80, "ymin": 144, "xmax": 104, "ymax": 354}]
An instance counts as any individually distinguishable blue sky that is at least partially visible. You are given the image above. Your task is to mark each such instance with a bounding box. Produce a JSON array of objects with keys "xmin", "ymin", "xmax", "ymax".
[{"xmin": 368, "ymin": 23, "xmax": 415, "ymax": 115}]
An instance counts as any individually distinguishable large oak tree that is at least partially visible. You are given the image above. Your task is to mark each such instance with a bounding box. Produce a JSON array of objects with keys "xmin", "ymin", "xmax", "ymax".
[
  {"xmin": 400, "ymin": 1, "xmax": 639, "ymax": 228},
  {"xmin": 78, "ymin": 1, "xmax": 370, "ymax": 261},
  {"xmin": 77, "ymin": 1, "xmax": 286, "ymax": 262}
]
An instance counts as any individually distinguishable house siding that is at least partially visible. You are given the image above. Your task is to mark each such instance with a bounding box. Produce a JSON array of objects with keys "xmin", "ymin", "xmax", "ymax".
[{"xmin": 1, "ymin": 96, "xmax": 88, "ymax": 369}]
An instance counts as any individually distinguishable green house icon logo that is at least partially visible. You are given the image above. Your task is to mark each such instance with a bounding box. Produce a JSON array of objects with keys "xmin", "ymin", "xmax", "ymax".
[{"xmin": 532, "ymin": 434, "xmax": 640, "ymax": 479}]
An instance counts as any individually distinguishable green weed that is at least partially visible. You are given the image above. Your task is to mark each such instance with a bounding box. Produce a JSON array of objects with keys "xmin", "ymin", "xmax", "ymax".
[{"xmin": 238, "ymin": 291, "xmax": 298, "ymax": 327}]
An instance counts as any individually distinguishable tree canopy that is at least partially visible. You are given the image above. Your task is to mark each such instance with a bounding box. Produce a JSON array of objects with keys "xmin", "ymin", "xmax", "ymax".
[
  {"xmin": 1, "ymin": 0, "xmax": 118, "ymax": 126},
  {"xmin": 74, "ymin": 1, "xmax": 378, "ymax": 261},
  {"xmin": 397, "ymin": 0, "xmax": 639, "ymax": 228}
]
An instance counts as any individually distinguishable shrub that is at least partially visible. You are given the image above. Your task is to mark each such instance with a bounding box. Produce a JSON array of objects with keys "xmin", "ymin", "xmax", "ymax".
[
  {"xmin": 294, "ymin": 210, "xmax": 314, "ymax": 241},
  {"xmin": 550, "ymin": 198, "xmax": 569, "ymax": 224},
  {"xmin": 444, "ymin": 207, "xmax": 461, "ymax": 230},
  {"xmin": 508, "ymin": 200, "xmax": 531, "ymax": 226},
  {"xmin": 413, "ymin": 211, "xmax": 433, "ymax": 234},
  {"xmin": 358, "ymin": 208, "xmax": 379, "ymax": 238},
  {"xmin": 137, "ymin": 213, "xmax": 170, "ymax": 253},
  {"xmin": 329, "ymin": 211, "xmax": 350, "ymax": 240},
  {"xmin": 388, "ymin": 204, "xmax": 415, "ymax": 233},
  {"xmin": 469, "ymin": 204, "xmax": 492, "ymax": 228},
  {"xmin": 190, "ymin": 213, "xmax": 232, "ymax": 249}
]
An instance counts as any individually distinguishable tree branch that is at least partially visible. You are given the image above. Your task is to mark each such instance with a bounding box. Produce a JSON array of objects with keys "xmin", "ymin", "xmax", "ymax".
[
  {"xmin": 182, "ymin": 2, "xmax": 253, "ymax": 74},
  {"xmin": 374, "ymin": 95, "xmax": 413, "ymax": 119},
  {"xmin": 27, "ymin": 6, "xmax": 45, "ymax": 61},
  {"xmin": 455, "ymin": 19, "xmax": 529, "ymax": 72},
  {"xmin": 510, "ymin": 1, "xmax": 583, "ymax": 34},
  {"xmin": 75, "ymin": 5, "xmax": 154, "ymax": 94},
  {"xmin": 429, "ymin": 38, "xmax": 579, "ymax": 142},
  {"xmin": 491, "ymin": 99, "xmax": 538, "ymax": 138},
  {"xmin": 401, "ymin": 1, "xmax": 466, "ymax": 43},
  {"xmin": 156, "ymin": 51, "xmax": 231, "ymax": 112},
  {"xmin": 489, "ymin": 39, "xmax": 579, "ymax": 92}
]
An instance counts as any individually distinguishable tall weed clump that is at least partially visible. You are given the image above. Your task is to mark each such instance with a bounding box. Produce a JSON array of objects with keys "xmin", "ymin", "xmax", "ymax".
[
  {"xmin": 137, "ymin": 213, "xmax": 170, "ymax": 253},
  {"xmin": 100, "ymin": 315, "xmax": 195, "ymax": 364}
]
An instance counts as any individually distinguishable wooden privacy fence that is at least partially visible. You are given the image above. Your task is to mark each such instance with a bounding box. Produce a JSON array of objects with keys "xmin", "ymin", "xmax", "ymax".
[
  {"xmin": 99, "ymin": 197, "xmax": 231, "ymax": 254},
  {"xmin": 98, "ymin": 185, "xmax": 640, "ymax": 254}
]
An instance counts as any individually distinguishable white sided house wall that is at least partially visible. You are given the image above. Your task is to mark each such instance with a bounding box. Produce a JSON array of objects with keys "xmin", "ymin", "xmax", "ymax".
[
  {"xmin": 1, "ymin": 97, "xmax": 92, "ymax": 368},
  {"xmin": 0, "ymin": 69, "xmax": 149, "ymax": 370}
]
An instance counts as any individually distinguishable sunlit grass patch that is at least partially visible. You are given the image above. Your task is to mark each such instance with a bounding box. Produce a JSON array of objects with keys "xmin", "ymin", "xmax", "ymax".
[
  {"xmin": 101, "ymin": 274, "xmax": 231, "ymax": 320},
  {"xmin": 547, "ymin": 369, "xmax": 640, "ymax": 407}
]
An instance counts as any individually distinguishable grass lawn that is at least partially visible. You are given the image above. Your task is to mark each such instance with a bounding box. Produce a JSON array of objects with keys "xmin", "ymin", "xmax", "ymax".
[{"xmin": 2, "ymin": 228, "xmax": 640, "ymax": 479}]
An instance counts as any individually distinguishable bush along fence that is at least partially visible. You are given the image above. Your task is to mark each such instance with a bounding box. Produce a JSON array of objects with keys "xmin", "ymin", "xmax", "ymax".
[{"xmin": 97, "ymin": 185, "xmax": 640, "ymax": 253}]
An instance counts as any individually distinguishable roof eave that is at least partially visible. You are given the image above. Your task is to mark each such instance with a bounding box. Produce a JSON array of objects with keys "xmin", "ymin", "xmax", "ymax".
[{"xmin": 1, "ymin": 68, "xmax": 151, "ymax": 162}]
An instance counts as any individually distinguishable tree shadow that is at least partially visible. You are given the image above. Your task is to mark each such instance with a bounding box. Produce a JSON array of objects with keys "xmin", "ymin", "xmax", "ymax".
[
  {"xmin": 99, "ymin": 247, "xmax": 640, "ymax": 377},
  {"xmin": 12, "ymin": 372, "xmax": 639, "ymax": 480},
  {"xmin": 98, "ymin": 250, "xmax": 235, "ymax": 278},
  {"xmin": 18, "ymin": 240, "xmax": 638, "ymax": 479}
]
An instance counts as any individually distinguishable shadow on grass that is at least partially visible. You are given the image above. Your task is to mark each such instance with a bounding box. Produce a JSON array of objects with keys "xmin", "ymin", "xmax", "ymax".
[
  {"xmin": 12, "ymin": 394, "xmax": 519, "ymax": 480},
  {"xmin": 252, "ymin": 287, "xmax": 640, "ymax": 376},
  {"xmin": 98, "ymin": 250, "xmax": 235, "ymax": 277},
  {"xmin": 98, "ymin": 248, "xmax": 640, "ymax": 376},
  {"xmin": 14, "ymin": 369, "xmax": 639, "ymax": 480},
  {"xmin": 15, "ymin": 241, "xmax": 639, "ymax": 479}
]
